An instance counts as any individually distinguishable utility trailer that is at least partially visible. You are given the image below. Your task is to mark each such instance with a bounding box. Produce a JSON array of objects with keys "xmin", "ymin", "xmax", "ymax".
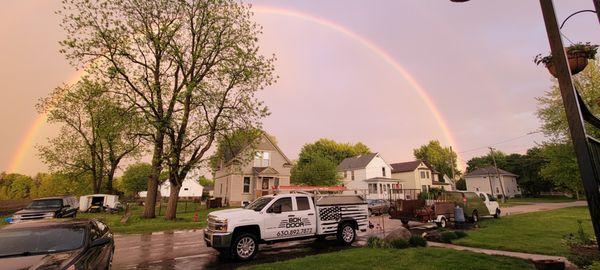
[{"xmin": 387, "ymin": 189, "xmax": 455, "ymax": 228}]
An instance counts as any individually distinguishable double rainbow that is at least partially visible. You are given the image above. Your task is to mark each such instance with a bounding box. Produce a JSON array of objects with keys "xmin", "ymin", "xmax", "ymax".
[{"xmin": 7, "ymin": 6, "xmax": 460, "ymax": 173}]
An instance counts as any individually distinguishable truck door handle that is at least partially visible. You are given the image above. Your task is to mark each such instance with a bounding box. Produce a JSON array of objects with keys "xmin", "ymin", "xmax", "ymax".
[
  {"xmin": 308, "ymin": 213, "xmax": 314, "ymax": 216},
  {"xmin": 288, "ymin": 215, "xmax": 295, "ymax": 217}
]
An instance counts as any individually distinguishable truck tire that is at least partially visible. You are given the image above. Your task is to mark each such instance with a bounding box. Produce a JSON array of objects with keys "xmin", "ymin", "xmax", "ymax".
[
  {"xmin": 493, "ymin": 208, "xmax": 501, "ymax": 219},
  {"xmin": 436, "ymin": 217, "xmax": 447, "ymax": 228},
  {"xmin": 230, "ymin": 232, "xmax": 258, "ymax": 261},
  {"xmin": 471, "ymin": 210, "xmax": 479, "ymax": 223},
  {"xmin": 337, "ymin": 222, "xmax": 356, "ymax": 245}
]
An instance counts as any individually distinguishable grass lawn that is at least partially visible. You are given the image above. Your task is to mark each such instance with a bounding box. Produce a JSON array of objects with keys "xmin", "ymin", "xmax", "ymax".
[
  {"xmin": 245, "ymin": 247, "xmax": 535, "ymax": 270},
  {"xmin": 499, "ymin": 196, "xmax": 578, "ymax": 207},
  {"xmin": 77, "ymin": 202, "xmax": 228, "ymax": 234},
  {"xmin": 454, "ymin": 206, "xmax": 593, "ymax": 256},
  {"xmin": 1, "ymin": 201, "xmax": 229, "ymax": 234}
]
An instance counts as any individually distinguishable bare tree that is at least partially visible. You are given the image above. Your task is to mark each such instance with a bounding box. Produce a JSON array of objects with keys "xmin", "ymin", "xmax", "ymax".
[{"xmin": 59, "ymin": 0, "xmax": 275, "ymax": 217}]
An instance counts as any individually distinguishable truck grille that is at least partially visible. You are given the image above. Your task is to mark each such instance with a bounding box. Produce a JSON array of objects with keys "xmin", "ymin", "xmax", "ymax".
[{"xmin": 20, "ymin": 213, "xmax": 51, "ymax": 220}]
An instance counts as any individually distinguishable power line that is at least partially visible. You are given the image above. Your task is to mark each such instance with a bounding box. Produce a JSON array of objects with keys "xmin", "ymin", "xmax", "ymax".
[{"xmin": 458, "ymin": 131, "xmax": 542, "ymax": 154}]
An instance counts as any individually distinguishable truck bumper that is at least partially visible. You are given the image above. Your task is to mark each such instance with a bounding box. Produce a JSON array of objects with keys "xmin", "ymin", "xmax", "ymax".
[{"xmin": 204, "ymin": 230, "xmax": 232, "ymax": 248}]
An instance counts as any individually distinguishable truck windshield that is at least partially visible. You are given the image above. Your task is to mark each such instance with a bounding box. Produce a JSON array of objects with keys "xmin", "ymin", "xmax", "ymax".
[{"xmin": 244, "ymin": 197, "xmax": 273, "ymax": 211}]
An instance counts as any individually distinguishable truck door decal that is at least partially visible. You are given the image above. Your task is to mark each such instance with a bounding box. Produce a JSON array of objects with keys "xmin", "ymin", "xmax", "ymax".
[{"xmin": 278, "ymin": 217, "xmax": 312, "ymax": 228}]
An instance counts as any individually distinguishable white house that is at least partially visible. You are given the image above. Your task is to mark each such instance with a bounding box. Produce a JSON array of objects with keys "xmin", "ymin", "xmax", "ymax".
[
  {"xmin": 139, "ymin": 174, "xmax": 204, "ymax": 198},
  {"xmin": 464, "ymin": 166, "xmax": 521, "ymax": 198},
  {"xmin": 337, "ymin": 153, "xmax": 401, "ymax": 199}
]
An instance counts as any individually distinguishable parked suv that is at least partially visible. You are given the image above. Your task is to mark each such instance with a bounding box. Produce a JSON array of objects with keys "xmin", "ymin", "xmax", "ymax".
[
  {"xmin": 367, "ymin": 199, "xmax": 390, "ymax": 215},
  {"xmin": 10, "ymin": 196, "xmax": 78, "ymax": 223}
]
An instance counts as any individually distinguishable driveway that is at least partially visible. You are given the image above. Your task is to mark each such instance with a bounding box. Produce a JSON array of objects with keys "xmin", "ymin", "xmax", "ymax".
[{"xmin": 501, "ymin": 201, "xmax": 587, "ymax": 216}]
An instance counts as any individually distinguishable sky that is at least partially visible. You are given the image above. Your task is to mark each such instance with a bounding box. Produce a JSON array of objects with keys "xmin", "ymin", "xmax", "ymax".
[{"xmin": 1, "ymin": 0, "xmax": 599, "ymax": 176}]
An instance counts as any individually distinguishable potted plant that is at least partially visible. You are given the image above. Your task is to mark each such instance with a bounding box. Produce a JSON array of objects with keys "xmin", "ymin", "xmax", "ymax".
[{"xmin": 534, "ymin": 42, "xmax": 598, "ymax": 77}]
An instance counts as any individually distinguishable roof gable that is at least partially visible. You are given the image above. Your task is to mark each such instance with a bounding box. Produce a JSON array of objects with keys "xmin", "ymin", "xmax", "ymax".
[
  {"xmin": 337, "ymin": 153, "xmax": 378, "ymax": 170},
  {"xmin": 223, "ymin": 132, "xmax": 291, "ymax": 168},
  {"xmin": 390, "ymin": 160, "xmax": 424, "ymax": 173}
]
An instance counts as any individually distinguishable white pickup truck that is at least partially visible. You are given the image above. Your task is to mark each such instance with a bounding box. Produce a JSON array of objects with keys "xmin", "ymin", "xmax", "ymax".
[{"xmin": 204, "ymin": 192, "xmax": 369, "ymax": 261}]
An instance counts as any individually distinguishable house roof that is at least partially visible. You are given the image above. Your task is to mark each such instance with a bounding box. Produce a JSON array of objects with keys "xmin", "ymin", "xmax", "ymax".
[
  {"xmin": 390, "ymin": 160, "xmax": 423, "ymax": 173},
  {"xmin": 464, "ymin": 166, "xmax": 518, "ymax": 177},
  {"xmin": 252, "ymin": 167, "xmax": 280, "ymax": 175},
  {"xmin": 337, "ymin": 153, "xmax": 379, "ymax": 170},
  {"xmin": 222, "ymin": 132, "xmax": 292, "ymax": 168},
  {"xmin": 363, "ymin": 177, "xmax": 406, "ymax": 183}
]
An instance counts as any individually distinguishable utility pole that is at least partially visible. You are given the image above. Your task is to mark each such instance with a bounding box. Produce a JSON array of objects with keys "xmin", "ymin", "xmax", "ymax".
[
  {"xmin": 539, "ymin": 0, "xmax": 600, "ymax": 250},
  {"xmin": 450, "ymin": 146, "xmax": 456, "ymax": 188},
  {"xmin": 489, "ymin": 147, "xmax": 506, "ymax": 203}
]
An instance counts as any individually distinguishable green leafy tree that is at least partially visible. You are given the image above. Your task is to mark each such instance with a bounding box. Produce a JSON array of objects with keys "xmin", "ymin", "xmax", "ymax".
[
  {"xmin": 539, "ymin": 142, "xmax": 583, "ymax": 198},
  {"xmin": 32, "ymin": 173, "xmax": 92, "ymax": 198},
  {"xmin": 413, "ymin": 140, "xmax": 460, "ymax": 179},
  {"xmin": 466, "ymin": 151, "xmax": 508, "ymax": 173},
  {"xmin": 59, "ymin": 0, "xmax": 275, "ymax": 219},
  {"xmin": 291, "ymin": 139, "xmax": 371, "ymax": 186},
  {"xmin": 122, "ymin": 163, "xmax": 154, "ymax": 197},
  {"xmin": 198, "ymin": 176, "xmax": 214, "ymax": 187},
  {"xmin": 37, "ymin": 76, "xmax": 142, "ymax": 194},
  {"xmin": 0, "ymin": 173, "xmax": 35, "ymax": 199},
  {"xmin": 455, "ymin": 178, "xmax": 467, "ymax": 191},
  {"xmin": 536, "ymin": 60, "xmax": 600, "ymax": 196}
]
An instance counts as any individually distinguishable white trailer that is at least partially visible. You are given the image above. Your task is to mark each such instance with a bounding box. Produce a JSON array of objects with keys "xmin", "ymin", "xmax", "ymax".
[{"xmin": 79, "ymin": 194, "xmax": 120, "ymax": 212}]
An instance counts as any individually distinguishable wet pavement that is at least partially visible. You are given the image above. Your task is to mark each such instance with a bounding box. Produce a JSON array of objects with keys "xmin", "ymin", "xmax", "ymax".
[{"xmin": 112, "ymin": 216, "xmax": 397, "ymax": 270}]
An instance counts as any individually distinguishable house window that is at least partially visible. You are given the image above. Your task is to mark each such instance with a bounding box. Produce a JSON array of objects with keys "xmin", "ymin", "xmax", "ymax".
[
  {"xmin": 351, "ymin": 170, "xmax": 355, "ymax": 181},
  {"xmin": 382, "ymin": 167, "xmax": 386, "ymax": 177},
  {"xmin": 420, "ymin": 171, "xmax": 426, "ymax": 179},
  {"xmin": 368, "ymin": 184, "xmax": 377, "ymax": 194},
  {"xmin": 243, "ymin": 177, "xmax": 250, "ymax": 193},
  {"xmin": 184, "ymin": 188, "xmax": 189, "ymax": 191},
  {"xmin": 422, "ymin": 185, "xmax": 427, "ymax": 192},
  {"xmin": 274, "ymin": 178, "xmax": 280, "ymax": 187},
  {"xmin": 426, "ymin": 171, "xmax": 430, "ymax": 178},
  {"xmin": 253, "ymin": 151, "xmax": 270, "ymax": 167},
  {"xmin": 344, "ymin": 171, "xmax": 347, "ymax": 179}
]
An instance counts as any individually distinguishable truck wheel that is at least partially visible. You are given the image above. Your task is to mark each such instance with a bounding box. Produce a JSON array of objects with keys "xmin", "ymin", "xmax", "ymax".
[
  {"xmin": 437, "ymin": 217, "xmax": 447, "ymax": 228},
  {"xmin": 337, "ymin": 222, "xmax": 356, "ymax": 245},
  {"xmin": 493, "ymin": 209, "xmax": 501, "ymax": 218},
  {"xmin": 230, "ymin": 233, "xmax": 258, "ymax": 261},
  {"xmin": 471, "ymin": 210, "xmax": 479, "ymax": 223}
]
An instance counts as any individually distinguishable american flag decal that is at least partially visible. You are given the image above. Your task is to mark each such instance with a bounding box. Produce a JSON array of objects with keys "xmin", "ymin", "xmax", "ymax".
[{"xmin": 319, "ymin": 206, "xmax": 342, "ymax": 221}]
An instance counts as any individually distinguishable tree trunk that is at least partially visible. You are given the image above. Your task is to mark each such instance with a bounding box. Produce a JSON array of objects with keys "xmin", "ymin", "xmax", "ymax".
[
  {"xmin": 106, "ymin": 168, "xmax": 116, "ymax": 194},
  {"xmin": 143, "ymin": 133, "xmax": 164, "ymax": 218},
  {"xmin": 165, "ymin": 181, "xmax": 182, "ymax": 220}
]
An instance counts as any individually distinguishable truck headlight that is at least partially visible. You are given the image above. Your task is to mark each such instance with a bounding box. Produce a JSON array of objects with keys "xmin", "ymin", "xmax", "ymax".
[{"xmin": 214, "ymin": 221, "xmax": 228, "ymax": 232}]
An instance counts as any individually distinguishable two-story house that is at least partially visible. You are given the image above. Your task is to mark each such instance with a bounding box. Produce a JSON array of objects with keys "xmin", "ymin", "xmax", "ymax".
[
  {"xmin": 213, "ymin": 133, "xmax": 292, "ymax": 206},
  {"xmin": 337, "ymin": 153, "xmax": 401, "ymax": 199},
  {"xmin": 390, "ymin": 160, "xmax": 436, "ymax": 193}
]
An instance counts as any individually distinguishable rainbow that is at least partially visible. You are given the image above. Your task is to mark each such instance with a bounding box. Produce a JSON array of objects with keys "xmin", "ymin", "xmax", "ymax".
[{"xmin": 6, "ymin": 6, "xmax": 460, "ymax": 173}]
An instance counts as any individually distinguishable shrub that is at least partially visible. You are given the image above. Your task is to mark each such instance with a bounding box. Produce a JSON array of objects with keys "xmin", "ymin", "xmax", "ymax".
[
  {"xmin": 367, "ymin": 237, "xmax": 387, "ymax": 248},
  {"xmin": 455, "ymin": 231, "xmax": 468, "ymax": 239},
  {"xmin": 441, "ymin": 231, "xmax": 459, "ymax": 243},
  {"xmin": 389, "ymin": 239, "xmax": 410, "ymax": 249},
  {"xmin": 409, "ymin": 235, "xmax": 428, "ymax": 247},
  {"xmin": 585, "ymin": 261, "xmax": 600, "ymax": 270}
]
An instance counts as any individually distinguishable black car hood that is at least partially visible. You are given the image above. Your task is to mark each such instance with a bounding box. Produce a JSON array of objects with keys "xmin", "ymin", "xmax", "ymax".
[
  {"xmin": 0, "ymin": 250, "xmax": 78, "ymax": 270},
  {"xmin": 14, "ymin": 208, "xmax": 61, "ymax": 215}
]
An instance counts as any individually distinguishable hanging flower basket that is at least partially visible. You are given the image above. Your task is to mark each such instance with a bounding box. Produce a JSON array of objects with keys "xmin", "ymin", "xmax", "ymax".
[{"xmin": 534, "ymin": 42, "xmax": 598, "ymax": 78}]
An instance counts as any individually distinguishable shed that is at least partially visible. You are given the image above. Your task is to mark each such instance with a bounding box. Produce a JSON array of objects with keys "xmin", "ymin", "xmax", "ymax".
[{"xmin": 79, "ymin": 194, "xmax": 120, "ymax": 211}]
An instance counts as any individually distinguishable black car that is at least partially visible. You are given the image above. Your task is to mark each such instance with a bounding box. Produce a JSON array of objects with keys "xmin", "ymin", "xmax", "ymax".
[
  {"xmin": 11, "ymin": 196, "xmax": 79, "ymax": 223},
  {"xmin": 0, "ymin": 219, "xmax": 114, "ymax": 270}
]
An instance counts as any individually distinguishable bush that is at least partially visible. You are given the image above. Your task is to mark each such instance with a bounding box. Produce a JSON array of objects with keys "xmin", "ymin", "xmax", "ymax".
[
  {"xmin": 455, "ymin": 231, "xmax": 468, "ymax": 239},
  {"xmin": 367, "ymin": 237, "xmax": 387, "ymax": 248},
  {"xmin": 409, "ymin": 235, "xmax": 428, "ymax": 247},
  {"xmin": 441, "ymin": 231, "xmax": 459, "ymax": 243},
  {"xmin": 585, "ymin": 261, "xmax": 600, "ymax": 270},
  {"xmin": 389, "ymin": 239, "xmax": 410, "ymax": 249}
]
